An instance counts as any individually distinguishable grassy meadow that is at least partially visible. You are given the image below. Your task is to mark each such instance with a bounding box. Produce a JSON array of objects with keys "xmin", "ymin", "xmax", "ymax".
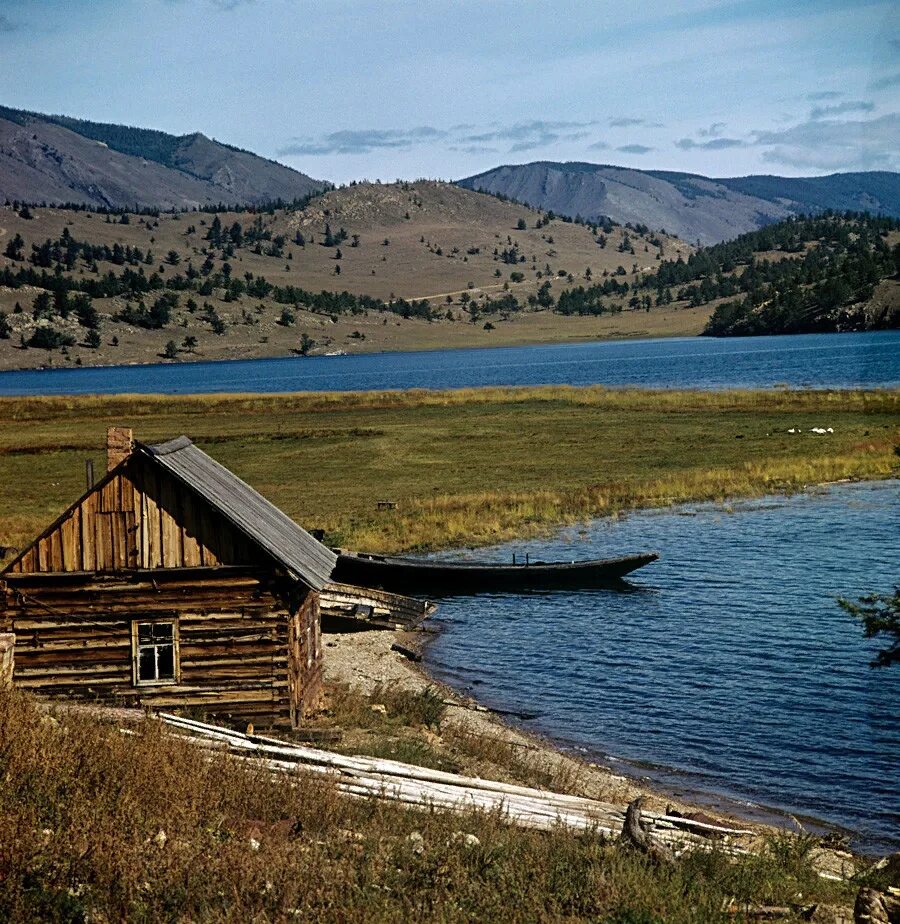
[{"xmin": 1, "ymin": 386, "xmax": 897, "ymax": 561}]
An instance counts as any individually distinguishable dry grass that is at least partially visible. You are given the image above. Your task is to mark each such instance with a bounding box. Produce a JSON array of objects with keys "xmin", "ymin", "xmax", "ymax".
[
  {"xmin": 0, "ymin": 386, "xmax": 897, "ymax": 560},
  {"xmin": 314, "ymin": 682, "xmax": 586, "ymax": 790},
  {"xmin": 0, "ymin": 687, "xmax": 864, "ymax": 922}
]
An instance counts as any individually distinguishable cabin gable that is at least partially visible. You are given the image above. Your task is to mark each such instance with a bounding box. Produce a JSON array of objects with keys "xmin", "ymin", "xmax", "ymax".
[{"xmin": 6, "ymin": 454, "xmax": 272, "ymax": 576}]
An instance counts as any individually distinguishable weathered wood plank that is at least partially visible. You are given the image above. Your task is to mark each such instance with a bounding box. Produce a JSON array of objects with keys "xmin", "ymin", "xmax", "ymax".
[
  {"xmin": 180, "ymin": 491, "xmax": 203, "ymax": 568},
  {"xmin": 158, "ymin": 474, "xmax": 183, "ymax": 568}
]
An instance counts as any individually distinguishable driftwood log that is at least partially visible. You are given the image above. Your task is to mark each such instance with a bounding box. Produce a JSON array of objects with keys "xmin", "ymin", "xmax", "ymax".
[
  {"xmin": 618, "ymin": 796, "xmax": 676, "ymax": 864},
  {"xmin": 723, "ymin": 900, "xmax": 817, "ymax": 919},
  {"xmin": 855, "ymin": 887, "xmax": 900, "ymax": 924}
]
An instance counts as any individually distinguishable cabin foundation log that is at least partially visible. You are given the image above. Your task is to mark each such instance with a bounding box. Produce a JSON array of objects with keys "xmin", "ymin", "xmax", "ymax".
[{"xmin": 0, "ymin": 633, "xmax": 14, "ymax": 687}]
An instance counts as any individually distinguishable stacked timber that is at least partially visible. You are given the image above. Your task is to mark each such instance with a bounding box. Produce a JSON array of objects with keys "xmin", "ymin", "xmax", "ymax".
[{"xmin": 319, "ymin": 582, "xmax": 436, "ymax": 630}]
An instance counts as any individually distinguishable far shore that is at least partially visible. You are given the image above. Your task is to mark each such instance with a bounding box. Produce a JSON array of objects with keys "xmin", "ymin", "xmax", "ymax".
[{"xmin": 0, "ymin": 304, "xmax": 715, "ymax": 373}]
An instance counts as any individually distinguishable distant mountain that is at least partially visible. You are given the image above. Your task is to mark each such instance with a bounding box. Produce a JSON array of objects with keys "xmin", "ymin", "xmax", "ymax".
[
  {"xmin": 0, "ymin": 105, "xmax": 327, "ymax": 210},
  {"xmin": 458, "ymin": 162, "xmax": 900, "ymax": 245}
]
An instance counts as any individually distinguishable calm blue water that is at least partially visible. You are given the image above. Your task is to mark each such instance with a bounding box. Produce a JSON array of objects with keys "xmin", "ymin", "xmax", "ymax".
[
  {"xmin": 0, "ymin": 330, "xmax": 897, "ymax": 395},
  {"xmin": 423, "ymin": 481, "xmax": 900, "ymax": 852}
]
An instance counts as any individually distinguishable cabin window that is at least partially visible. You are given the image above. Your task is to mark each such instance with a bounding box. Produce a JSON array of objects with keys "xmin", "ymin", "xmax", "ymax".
[{"xmin": 133, "ymin": 620, "xmax": 178, "ymax": 685}]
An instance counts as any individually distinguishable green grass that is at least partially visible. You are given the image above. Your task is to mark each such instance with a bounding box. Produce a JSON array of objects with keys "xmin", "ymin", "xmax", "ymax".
[
  {"xmin": 0, "ymin": 688, "xmax": 866, "ymax": 923},
  {"xmin": 0, "ymin": 386, "xmax": 897, "ymax": 559}
]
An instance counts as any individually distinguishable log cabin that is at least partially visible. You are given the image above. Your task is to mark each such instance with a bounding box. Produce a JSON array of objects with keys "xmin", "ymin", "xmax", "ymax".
[{"xmin": 0, "ymin": 427, "xmax": 337, "ymax": 728}]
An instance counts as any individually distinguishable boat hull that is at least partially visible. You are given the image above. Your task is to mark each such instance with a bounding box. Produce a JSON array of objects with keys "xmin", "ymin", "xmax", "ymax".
[{"xmin": 331, "ymin": 551, "xmax": 658, "ymax": 595}]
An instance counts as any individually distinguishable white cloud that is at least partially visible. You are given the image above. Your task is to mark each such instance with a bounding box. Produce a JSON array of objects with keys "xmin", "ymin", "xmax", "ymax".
[
  {"xmin": 754, "ymin": 113, "xmax": 899, "ymax": 171},
  {"xmin": 810, "ymin": 100, "xmax": 874, "ymax": 120}
]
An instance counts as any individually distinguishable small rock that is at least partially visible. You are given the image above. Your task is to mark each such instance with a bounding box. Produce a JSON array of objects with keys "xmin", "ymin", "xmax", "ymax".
[
  {"xmin": 370, "ymin": 703, "xmax": 388, "ymax": 715},
  {"xmin": 153, "ymin": 829, "xmax": 167, "ymax": 848},
  {"xmin": 249, "ymin": 837, "xmax": 261, "ymax": 851},
  {"xmin": 854, "ymin": 887, "xmax": 889, "ymax": 924},
  {"xmin": 450, "ymin": 831, "xmax": 481, "ymax": 848},
  {"xmin": 407, "ymin": 831, "xmax": 425, "ymax": 855}
]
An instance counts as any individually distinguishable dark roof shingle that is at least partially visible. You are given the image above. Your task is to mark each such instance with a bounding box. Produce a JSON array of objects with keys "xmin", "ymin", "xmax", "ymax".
[{"xmin": 141, "ymin": 436, "xmax": 336, "ymax": 590}]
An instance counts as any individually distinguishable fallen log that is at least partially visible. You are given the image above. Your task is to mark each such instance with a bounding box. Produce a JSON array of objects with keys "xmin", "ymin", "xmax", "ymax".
[
  {"xmin": 391, "ymin": 643, "xmax": 422, "ymax": 662},
  {"xmin": 155, "ymin": 712, "xmax": 754, "ymax": 854},
  {"xmin": 722, "ymin": 900, "xmax": 817, "ymax": 919},
  {"xmin": 444, "ymin": 700, "xmax": 540, "ymax": 721}
]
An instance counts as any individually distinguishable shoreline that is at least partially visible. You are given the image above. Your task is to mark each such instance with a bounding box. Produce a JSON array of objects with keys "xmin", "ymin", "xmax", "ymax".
[
  {"xmin": 0, "ymin": 325, "xmax": 703, "ymax": 376},
  {"xmin": 321, "ymin": 626, "xmax": 862, "ymax": 874}
]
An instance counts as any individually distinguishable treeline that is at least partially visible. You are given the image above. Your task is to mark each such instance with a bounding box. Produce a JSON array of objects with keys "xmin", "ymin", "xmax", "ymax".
[
  {"xmin": 272, "ymin": 285, "xmax": 434, "ymax": 320},
  {"xmin": 635, "ymin": 213, "xmax": 899, "ymax": 335},
  {"xmin": 2, "ymin": 192, "xmax": 323, "ymax": 216},
  {"xmin": 555, "ymin": 279, "xmax": 631, "ymax": 315}
]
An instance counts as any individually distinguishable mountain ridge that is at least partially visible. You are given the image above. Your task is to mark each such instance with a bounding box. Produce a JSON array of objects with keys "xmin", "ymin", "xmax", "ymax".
[
  {"xmin": 0, "ymin": 105, "xmax": 327, "ymax": 210},
  {"xmin": 458, "ymin": 161, "xmax": 900, "ymax": 244}
]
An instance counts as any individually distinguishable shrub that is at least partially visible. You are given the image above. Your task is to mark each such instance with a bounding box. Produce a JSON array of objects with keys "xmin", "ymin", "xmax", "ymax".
[{"xmin": 27, "ymin": 326, "xmax": 75, "ymax": 350}]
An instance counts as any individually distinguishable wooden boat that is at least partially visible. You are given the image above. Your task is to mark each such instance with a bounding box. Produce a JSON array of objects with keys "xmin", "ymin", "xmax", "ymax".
[{"xmin": 331, "ymin": 550, "xmax": 658, "ymax": 595}]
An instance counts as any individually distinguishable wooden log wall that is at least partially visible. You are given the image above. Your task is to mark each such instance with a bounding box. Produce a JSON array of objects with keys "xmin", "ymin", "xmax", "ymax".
[
  {"xmin": 0, "ymin": 570, "xmax": 322, "ymax": 728},
  {"xmin": 8, "ymin": 455, "xmax": 267, "ymax": 576}
]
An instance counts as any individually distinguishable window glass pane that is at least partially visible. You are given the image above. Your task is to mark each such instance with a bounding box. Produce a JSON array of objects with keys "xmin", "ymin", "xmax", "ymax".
[
  {"xmin": 138, "ymin": 623, "xmax": 154, "ymax": 644},
  {"xmin": 156, "ymin": 644, "xmax": 175, "ymax": 679},
  {"xmin": 138, "ymin": 646, "xmax": 156, "ymax": 681},
  {"xmin": 152, "ymin": 624, "xmax": 173, "ymax": 643}
]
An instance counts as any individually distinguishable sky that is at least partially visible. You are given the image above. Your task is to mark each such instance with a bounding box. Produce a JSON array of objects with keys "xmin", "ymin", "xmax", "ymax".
[{"xmin": 2, "ymin": 0, "xmax": 898, "ymax": 184}]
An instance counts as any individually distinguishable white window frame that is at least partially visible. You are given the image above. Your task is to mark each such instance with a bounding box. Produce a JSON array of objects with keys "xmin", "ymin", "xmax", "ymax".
[{"xmin": 131, "ymin": 618, "xmax": 180, "ymax": 686}]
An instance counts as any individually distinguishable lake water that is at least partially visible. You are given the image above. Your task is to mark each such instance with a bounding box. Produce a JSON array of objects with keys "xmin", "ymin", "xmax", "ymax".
[
  {"xmin": 422, "ymin": 481, "xmax": 900, "ymax": 852},
  {"xmin": 0, "ymin": 330, "xmax": 897, "ymax": 395}
]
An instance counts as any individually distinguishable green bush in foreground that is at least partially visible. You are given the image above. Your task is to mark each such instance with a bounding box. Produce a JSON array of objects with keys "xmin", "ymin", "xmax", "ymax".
[{"xmin": 0, "ymin": 688, "xmax": 859, "ymax": 923}]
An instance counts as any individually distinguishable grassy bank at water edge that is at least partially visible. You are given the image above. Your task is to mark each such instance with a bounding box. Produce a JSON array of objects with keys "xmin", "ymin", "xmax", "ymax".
[{"xmin": 0, "ymin": 386, "xmax": 897, "ymax": 560}]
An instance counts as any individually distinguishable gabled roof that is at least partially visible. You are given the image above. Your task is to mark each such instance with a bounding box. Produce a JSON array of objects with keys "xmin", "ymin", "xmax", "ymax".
[{"xmin": 138, "ymin": 436, "xmax": 336, "ymax": 590}]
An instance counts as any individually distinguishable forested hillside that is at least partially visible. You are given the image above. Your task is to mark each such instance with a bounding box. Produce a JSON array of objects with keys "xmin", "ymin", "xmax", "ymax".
[
  {"xmin": 0, "ymin": 181, "xmax": 693, "ymax": 369},
  {"xmin": 637, "ymin": 213, "xmax": 900, "ymax": 336}
]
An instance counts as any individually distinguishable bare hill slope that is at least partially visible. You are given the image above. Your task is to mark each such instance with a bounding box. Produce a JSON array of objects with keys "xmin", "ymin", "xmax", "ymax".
[
  {"xmin": 0, "ymin": 106, "xmax": 326, "ymax": 210},
  {"xmin": 458, "ymin": 162, "xmax": 900, "ymax": 245}
]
